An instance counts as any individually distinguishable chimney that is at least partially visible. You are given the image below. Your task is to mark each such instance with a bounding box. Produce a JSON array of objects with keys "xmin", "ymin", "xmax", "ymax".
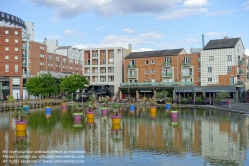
[
  {"xmin": 128, "ymin": 44, "xmax": 132, "ymax": 52},
  {"xmin": 202, "ymin": 34, "xmax": 205, "ymax": 48}
]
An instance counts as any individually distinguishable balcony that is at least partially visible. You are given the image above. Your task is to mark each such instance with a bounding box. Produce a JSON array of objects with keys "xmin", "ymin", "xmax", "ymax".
[
  {"xmin": 22, "ymin": 45, "xmax": 27, "ymax": 50},
  {"xmin": 237, "ymin": 70, "xmax": 244, "ymax": 75},
  {"xmin": 128, "ymin": 64, "xmax": 136, "ymax": 68},
  {"xmin": 121, "ymin": 82, "xmax": 193, "ymax": 87},
  {"xmin": 236, "ymin": 81, "xmax": 244, "ymax": 87},
  {"xmin": 100, "ymin": 71, "xmax": 106, "ymax": 74},
  {"xmin": 84, "ymin": 71, "xmax": 91, "ymax": 74},
  {"xmin": 127, "ymin": 74, "xmax": 137, "ymax": 78},
  {"xmin": 22, "ymin": 63, "xmax": 27, "ymax": 67},
  {"xmin": 162, "ymin": 62, "xmax": 171, "ymax": 67},
  {"xmin": 22, "ymin": 54, "xmax": 27, "ymax": 58},
  {"xmin": 181, "ymin": 72, "xmax": 192, "ymax": 77},
  {"xmin": 247, "ymin": 72, "xmax": 249, "ymax": 77},
  {"xmin": 238, "ymin": 60, "xmax": 244, "ymax": 65},
  {"xmin": 162, "ymin": 73, "xmax": 172, "ymax": 77},
  {"xmin": 182, "ymin": 61, "xmax": 191, "ymax": 67},
  {"xmin": 247, "ymin": 63, "xmax": 249, "ymax": 68},
  {"xmin": 92, "ymin": 53, "xmax": 98, "ymax": 58}
]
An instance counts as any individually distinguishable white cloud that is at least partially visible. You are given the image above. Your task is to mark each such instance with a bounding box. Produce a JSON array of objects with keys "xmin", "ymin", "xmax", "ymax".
[
  {"xmin": 95, "ymin": 26, "xmax": 103, "ymax": 31},
  {"xmin": 73, "ymin": 31, "xmax": 163, "ymax": 49},
  {"xmin": 245, "ymin": 48, "xmax": 249, "ymax": 55},
  {"xmin": 207, "ymin": 10, "xmax": 233, "ymax": 16},
  {"xmin": 186, "ymin": 38, "xmax": 198, "ymax": 42},
  {"xmin": 204, "ymin": 32, "xmax": 226, "ymax": 37},
  {"xmin": 122, "ymin": 28, "xmax": 135, "ymax": 33},
  {"xmin": 183, "ymin": 0, "xmax": 209, "ymax": 7},
  {"xmin": 64, "ymin": 29, "xmax": 76, "ymax": 35},
  {"xmin": 243, "ymin": 0, "xmax": 249, "ymax": 10},
  {"xmin": 63, "ymin": 29, "xmax": 84, "ymax": 36},
  {"xmin": 26, "ymin": 0, "xmax": 184, "ymax": 18},
  {"xmin": 132, "ymin": 48, "xmax": 154, "ymax": 52},
  {"xmin": 47, "ymin": 35, "xmax": 60, "ymax": 39},
  {"xmin": 158, "ymin": 8, "xmax": 207, "ymax": 20}
]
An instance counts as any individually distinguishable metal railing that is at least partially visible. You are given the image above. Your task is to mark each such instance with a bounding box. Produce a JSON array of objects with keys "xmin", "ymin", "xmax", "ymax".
[
  {"xmin": 121, "ymin": 82, "xmax": 193, "ymax": 87},
  {"xmin": 182, "ymin": 61, "xmax": 191, "ymax": 66},
  {"xmin": 181, "ymin": 72, "xmax": 192, "ymax": 76},
  {"xmin": 162, "ymin": 73, "xmax": 172, "ymax": 77},
  {"xmin": 127, "ymin": 74, "xmax": 137, "ymax": 78},
  {"xmin": 162, "ymin": 62, "xmax": 171, "ymax": 67}
]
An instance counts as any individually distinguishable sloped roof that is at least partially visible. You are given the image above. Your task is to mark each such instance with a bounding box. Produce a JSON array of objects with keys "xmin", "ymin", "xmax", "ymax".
[
  {"xmin": 203, "ymin": 38, "xmax": 240, "ymax": 50},
  {"xmin": 56, "ymin": 46, "xmax": 72, "ymax": 50},
  {"xmin": 124, "ymin": 48, "xmax": 185, "ymax": 59}
]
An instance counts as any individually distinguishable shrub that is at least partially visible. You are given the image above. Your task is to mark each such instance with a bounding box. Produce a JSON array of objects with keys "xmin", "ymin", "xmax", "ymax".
[{"xmin": 196, "ymin": 97, "xmax": 203, "ymax": 104}]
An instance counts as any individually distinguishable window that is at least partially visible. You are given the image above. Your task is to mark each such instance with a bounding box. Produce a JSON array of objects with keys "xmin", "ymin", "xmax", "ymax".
[
  {"xmin": 5, "ymin": 56, "xmax": 9, "ymax": 59},
  {"xmin": 109, "ymin": 76, "xmax": 114, "ymax": 82},
  {"xmin": 102, "ymin": 51, "xmax": 106, "ymax": 55},
  {"xmin": 5, "ymin": 38, "xmax": 9, "ymax": 42},
  {"xmin": 227, "ymin": 55, "xmax": 232, "ymax": 62},
  {"xmin": 15, "ymin": 48, "xmax": 18, "ymax": 51},
  {"xmin": 230, "ymin": 77, "xmax": 234, "ymax": 85},
  {"xmin": 151, "ymin": 60, "xmax": 155, "ymax": 64},
  {"xmin": 198, "ymin": 68, "xmax": 200, "ymax": 72},
  {"xmin": 227, "ymin": 66, "xmax": 232, "ymax": 72},
  {"xmin": 14, "ymin": 31, "xmax": 18, "ymax": 35},
  {"xmin": 208, "ymin": 78, "xmax": 212, "ymax": 82},
  {"xmin": 145, "ymin": 61, "xmax": 148, "ymax": 65},
  {"xmin": 151, "ymin": 70, "xmax": 155, "ymax": 74},
  {"xmin": 145, "ymin": 70, "xmax": 148, "ymax": 74},
  {"xmin": 15, "ymin": 56, "xmax": 18, "ymax": 60},
  {"xmin": 209, "ymin": 56, "xmax": 214, "ymax": 61},
  {"xmin": 5, "ymin": 64, "xmax": 9, "ymax": 72},
  {"xmin": 208, "ymin": 67, "xmax": 212, "ymax": 73},
  {"xmin": 5, "ymin": 30, "xmax": 9, "ymax": 34},
  {"xmin": 15, "ymin": 39, "xmax": 18, "ymax": 43},
  {"xmin": 15, "ymin": 65, "xmax": 18, "ymax": 72},
  {"xmin": 5, "ymin": 47, "xmax": 9, "ymax": 51}
]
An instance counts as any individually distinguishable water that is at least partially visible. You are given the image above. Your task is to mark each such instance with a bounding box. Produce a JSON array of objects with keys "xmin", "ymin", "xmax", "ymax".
[{"xmin": 1, "ymin": 106, "xmax": 249, "ymax": 166}]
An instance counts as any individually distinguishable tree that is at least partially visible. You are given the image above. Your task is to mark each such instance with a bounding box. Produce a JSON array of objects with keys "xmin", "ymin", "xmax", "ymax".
[
  {"xmin": 60, "ymin": 74, "xmax": 89, "ymax": 98},
  {"xmin": 25, "ymin": 72, "xmax": 59, "ymax": 98},
  {"xmin": 216, "ymin": 92, "xmax": 229, "ymax": 102},
  {"xmin": 156, "ymin": 90, "xmax": 169, "ymax": 103}
]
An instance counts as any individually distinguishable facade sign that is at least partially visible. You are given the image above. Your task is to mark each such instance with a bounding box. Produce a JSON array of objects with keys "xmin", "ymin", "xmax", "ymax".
[{"xmin": 140, "ymin": 90, "xmax": 152, "ymax": 92}]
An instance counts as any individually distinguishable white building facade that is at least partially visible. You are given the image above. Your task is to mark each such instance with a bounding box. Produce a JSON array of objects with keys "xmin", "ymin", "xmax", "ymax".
[{"xmin": 201, "ymin": 38, "xmax": 246, "ymax": 86}]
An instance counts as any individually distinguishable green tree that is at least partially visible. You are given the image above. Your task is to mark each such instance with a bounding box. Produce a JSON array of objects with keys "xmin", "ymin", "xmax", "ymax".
[
  {"xmin": 60, "ymin": 74, "xmax": 89, "ymax": 98},
  {"xmin": 26, "ymin": 72, "xmax": 59, "ymax": 98},
  {"xmin": 216, "ymin": 92, "xmax": 229, "ymax": 102},
  {"xmin": 156, "ymin": 90, "xmax": 169, "ymax": 103}
]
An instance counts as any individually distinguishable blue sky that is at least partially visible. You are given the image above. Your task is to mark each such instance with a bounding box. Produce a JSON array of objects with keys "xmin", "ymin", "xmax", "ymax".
[{"xmin": 1, "ymin": 0, "xmax": 249, "ymax": 54}]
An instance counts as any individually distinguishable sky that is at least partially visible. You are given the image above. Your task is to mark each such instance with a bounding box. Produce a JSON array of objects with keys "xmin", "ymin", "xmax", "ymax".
[{"xmin": 1, "ymin": 0, "xmax": 249, "ymax": 54}]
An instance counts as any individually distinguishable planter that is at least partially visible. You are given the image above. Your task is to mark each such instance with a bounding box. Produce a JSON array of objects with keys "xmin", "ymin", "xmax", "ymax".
[
  {"xmin": 73, "ymin": 119, "xmax": 82, "ymax": 127},
  {"xmin": 170, "ymin": 110, "xmax": 178, "ymax": 118},
  {"xmin": 45, "ymin": 107, "xmax": 52, "ymax": 115},
  {"xmin": 101, "ymin": 108, "xmax": 108, "ymax": 116},
  {"xmin": 111, "ymin": 123, "xmax": 121, "ymax": 132},
  {"xmin": 165, "ymin": 103, "xmax": 171, "ymax": 111},
  {"xmin": 16, "ymin": 130, "xmax": 27, "ymax": 140},
  {"xmin": 150, "ymin": 106, "xmax": 157, "ymax": 113},
  {"xmin": 129, "ymin": 104, "xmax": 135, "ymax": 111},
  {"xmin": 111, "ymin": 115, "xmax": 122, "ymax": 124},
  {"xmin": 23, "ymin": 105, "xmax": 30, "ymax": 114},
  {"xmin": 86, "ymin": 111, "xmax": 95, "ymax": 119},
  {"xmin": 73, "ymin": 112, "xmax": 82, "ymax": 120},
  {"xmin": 86, "ymin": 118, "xmax": 95, "ymax": 125},
  {"xmin": 15, "ymin": 120, "xmax": 28, "ymax": 131}
]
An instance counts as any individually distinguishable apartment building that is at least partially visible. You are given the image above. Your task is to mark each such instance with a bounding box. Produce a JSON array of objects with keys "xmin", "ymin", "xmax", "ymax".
[
  {"xmin": 121, "ymin": 49, "xmax": 201, "ymax": 99},
  {"xmin": 82, "ymin": 46, "xmax": 131, "ymax": 97}
]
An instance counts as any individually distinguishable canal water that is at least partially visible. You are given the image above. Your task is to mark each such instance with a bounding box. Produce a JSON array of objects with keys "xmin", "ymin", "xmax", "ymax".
[{"xmin": 1, "ymin": 106, "xmax": 249, "ymax": 166}]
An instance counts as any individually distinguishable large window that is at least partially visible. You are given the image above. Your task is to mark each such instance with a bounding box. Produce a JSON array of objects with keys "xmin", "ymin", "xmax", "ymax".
[
  {"xmin": 15, "ymin": 65, "xmax": 18, "ymax": 72},
  {"xmin": 5, "ymin": 64, "xmax": 9, "ymax": 72},
  {"xmin": 227, "ymin": 55, "xmax": 232, "ymax": 62},
  {"xmin": 208, "ymin": 78, "xmax": 212, "ymax": 82},
  {"xmin": 208, "ymin": 67, "xmax": 212, "ymax": 73},
  {"xmin": 227, "ymin": 66, "xmax": 232, "ymax": 72}
]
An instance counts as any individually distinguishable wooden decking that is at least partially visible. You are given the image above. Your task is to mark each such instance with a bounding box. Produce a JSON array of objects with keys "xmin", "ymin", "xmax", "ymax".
[{"xmin": 0, "ymin": 99, "xmax": 62, "ymax": 111}]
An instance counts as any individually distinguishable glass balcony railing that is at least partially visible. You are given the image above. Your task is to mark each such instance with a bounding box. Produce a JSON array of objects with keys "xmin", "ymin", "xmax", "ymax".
[
  {"xmin": 162, "ymin": 73, "xmax": 172, "ymax": 77},
  {"xmin": 238, "ymin": 60, "xmax": 244, "ymax": 65},
  {"xmin": 236, "ymin": 81, "xmax": 243, "ymax": 85},
  {"xmin": 22, "ymin": 54, "xmax": 27, "ymax": 58},
  {"xmin": 162, "ymin": 62, "xmax": 171, "ymax": 67},
  {"xmin": 247, "ymin": 72, "xmax": 249, "ymax": 77},
  {"xmin": 121, "ymin": 82, "xmax": 193, "ymax": 87},
  {"xmin": 237, "ymin": 70, "xmax": 244, "ymax": 75},
  {"xmin": 127, "ymin": 74, "xmax": 137, "ymax": 78},
  {"xmin": 128, "ymin": 64, "xmax": 136, "ymax": 68},
  {"xmin": 182, "ymin": 61, "xmax": 191, "ymax": 66},
  {"xmin": 181, "ymin": 72, "xmax": 192, "ymax": 77},
  {"xmin": 247, "ymin": 63, "xmax": 249, "ymax": 67},
  {"xmin": 100, "ymin": 71, "xmax": 106, "ymax": 73},
  {"xmin": 22, "ymin": 63, "xmax": 27, "ymax": 67},
  {"xmin": 22, "ymin": 45, "xmax": 27, "ymax": 50}
]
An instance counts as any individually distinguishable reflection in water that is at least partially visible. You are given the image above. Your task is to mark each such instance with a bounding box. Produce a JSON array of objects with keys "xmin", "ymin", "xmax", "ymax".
[{"xmin": 0, "ymin": 106, "xmax": 249, "ymax": 165}]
